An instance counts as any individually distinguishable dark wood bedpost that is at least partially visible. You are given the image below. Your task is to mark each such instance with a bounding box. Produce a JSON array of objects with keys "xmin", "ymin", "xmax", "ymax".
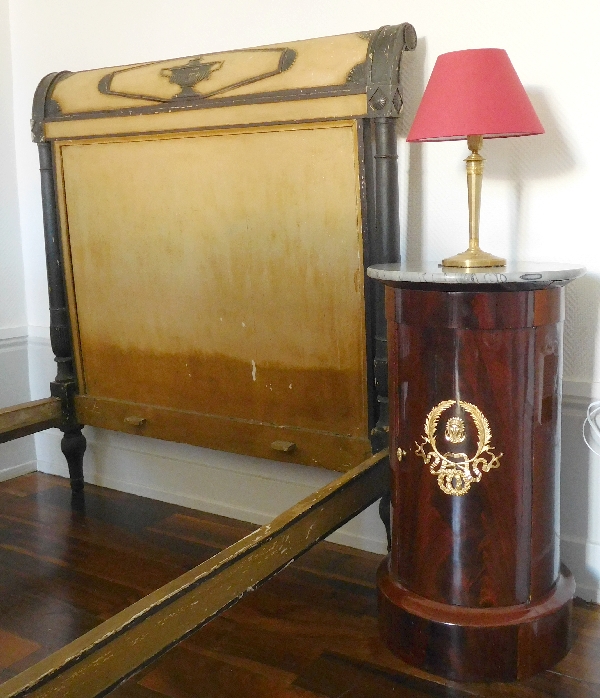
[
  {"xmin": 361, "ymin": 24, "xmax": 417, "ymax": 544},
  {"xmin": 33, "ymin": 73, "xmax": 86, "ymax": 494}
]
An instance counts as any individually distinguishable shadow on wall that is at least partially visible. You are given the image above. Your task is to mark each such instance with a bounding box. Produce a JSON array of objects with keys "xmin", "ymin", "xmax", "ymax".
[
  {"xmin": 564, "ymin": 275, "xmax": 600, "ymax": 395},
  {"xmin": 482, "ymin": 91, "xmax": 596, "ymax": 590},
  {"xmin": 562, "ymin": 274, "xmax": 600, "ymax": 600},
  {"xmin": 399, "ymin": 73, "xmax": 576, "ymax": 267},
  {"xmin": 560, "ymin": 409, "xmax": 600, "ymax": 602},
  {"xmin": 484, "ymin": 89, "xmax": 576, "ymax": 261},
  {"xmin": 398, "ymin": 36, "xmax": 426, "ymax": 267},
  {"xmin": 483, "ymin": 85, "xmax": 596, "ymax": 597}
]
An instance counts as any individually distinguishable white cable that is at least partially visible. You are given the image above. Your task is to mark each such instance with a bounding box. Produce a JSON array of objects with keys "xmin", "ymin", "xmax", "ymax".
[{"xmin": 583, "ymin": 400, "xmax": 600, "ymax": 457}]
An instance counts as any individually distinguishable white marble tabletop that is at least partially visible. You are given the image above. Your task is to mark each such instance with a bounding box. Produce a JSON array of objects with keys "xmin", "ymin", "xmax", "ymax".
[{"xmin": 367, "ymin": 261, "xmax": 585, "ymax": 286}]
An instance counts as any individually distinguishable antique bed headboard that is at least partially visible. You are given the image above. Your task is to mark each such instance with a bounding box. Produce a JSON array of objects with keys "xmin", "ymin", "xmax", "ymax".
[
  {"xmin": 0, "ymin": 24, "xmax": 417, "ymax": 697},
  {"xmin": 30, "ymin": 24, "xmax": 416, "ymax": 486}
]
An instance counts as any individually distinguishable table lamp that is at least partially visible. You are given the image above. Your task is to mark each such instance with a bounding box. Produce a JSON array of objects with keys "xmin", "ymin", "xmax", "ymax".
[{"xmin": 407, "ymin": 48, "xmax": 544, "ymax": 268}]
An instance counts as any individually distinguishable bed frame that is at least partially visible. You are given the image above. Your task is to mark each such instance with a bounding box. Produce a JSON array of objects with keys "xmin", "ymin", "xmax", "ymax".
[{"xmin": 0, "ymin": 24, "xmax": 415, "ymax": 697}]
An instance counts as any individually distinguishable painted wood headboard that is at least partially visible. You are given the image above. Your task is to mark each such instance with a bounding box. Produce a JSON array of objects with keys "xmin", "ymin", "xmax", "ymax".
[{"xmin": 30, "ymin": 24, "xmax": 416, "ymax": 489}]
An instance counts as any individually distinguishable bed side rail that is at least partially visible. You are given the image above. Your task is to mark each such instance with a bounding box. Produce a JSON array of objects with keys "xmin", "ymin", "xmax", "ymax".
[
  {"xmin": 0, "ymin": 398, "xmax": 62, "ymax": 444},
  {"xmin": 0, "ymin": 449, "xmax": 389, "ymax": 698}
]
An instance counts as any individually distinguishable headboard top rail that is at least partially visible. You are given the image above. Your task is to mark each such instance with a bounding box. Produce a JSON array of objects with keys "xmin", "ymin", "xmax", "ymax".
[{"xmin": 32, "ymin": 24, "xmax": 416, "ymax": 142}]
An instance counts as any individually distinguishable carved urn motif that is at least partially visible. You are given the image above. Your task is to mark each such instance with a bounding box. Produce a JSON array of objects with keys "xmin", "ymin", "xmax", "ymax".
[{"xmin": 161, "ymin": 57, "xmax": 224, "ymax": 98}]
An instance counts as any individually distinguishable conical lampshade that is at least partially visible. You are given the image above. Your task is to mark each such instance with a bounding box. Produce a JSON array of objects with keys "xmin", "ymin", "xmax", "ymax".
[{"xmin": 406, "ymin": 49, "xmax": 544, "ymax": 142}]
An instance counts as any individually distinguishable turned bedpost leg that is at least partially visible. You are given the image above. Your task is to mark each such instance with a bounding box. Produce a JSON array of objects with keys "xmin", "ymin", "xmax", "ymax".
[
  {"xmin": 378, "ymin": 491, "xmax": 392, "ymax": 552},
  {"xmin": 37, "ymin": 128, "xmax": 86, "ymax": 495},
  {"xmin": 368, "ymin": 116, "xmax": 399, "ymax": 552},
  {"xmin": 61, "ymin": 427, "xmax": 86, "ymax": 494}
]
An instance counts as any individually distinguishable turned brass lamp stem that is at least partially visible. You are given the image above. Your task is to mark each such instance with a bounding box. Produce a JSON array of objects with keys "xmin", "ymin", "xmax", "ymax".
[
  {"xmin": 467, "ymin": 134, "xmax": 484, "ymax": 252},
  {"xmin": 442, "ymin": 135, "xmax": 506, "ymax": 268}
]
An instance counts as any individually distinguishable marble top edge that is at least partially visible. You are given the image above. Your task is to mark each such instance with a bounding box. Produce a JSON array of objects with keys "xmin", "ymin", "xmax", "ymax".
[{"xmin": 367, "ymin": 262, "xmax": 586, "ymax": 285}]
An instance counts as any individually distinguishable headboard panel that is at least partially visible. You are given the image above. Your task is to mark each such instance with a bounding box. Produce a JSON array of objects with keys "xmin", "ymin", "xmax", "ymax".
[{"xmin": 33, "ymin": 24, "xmax": 416, "ymax": 472}]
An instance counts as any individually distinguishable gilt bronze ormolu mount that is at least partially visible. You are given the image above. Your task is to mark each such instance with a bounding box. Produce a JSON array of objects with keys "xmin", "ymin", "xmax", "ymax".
[{"xmin": 415, "ymin": 399, "xmax": 502, "ymax": 496}]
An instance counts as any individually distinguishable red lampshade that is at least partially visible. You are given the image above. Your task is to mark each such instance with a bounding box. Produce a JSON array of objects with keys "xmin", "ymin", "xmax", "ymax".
[{"xmin": 406, "ymin": 49, "xmax": 544, "ymax": 142}]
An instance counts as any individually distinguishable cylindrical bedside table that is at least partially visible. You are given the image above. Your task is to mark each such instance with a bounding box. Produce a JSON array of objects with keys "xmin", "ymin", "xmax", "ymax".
[{"xmin": 367, "ymin": 262, "xmax": 585, "ymax": 682}]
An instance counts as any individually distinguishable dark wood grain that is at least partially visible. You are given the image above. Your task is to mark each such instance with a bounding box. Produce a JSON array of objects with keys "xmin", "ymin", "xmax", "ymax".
[
  {"xmin": 0, "ymin": 454, "xmax": 388, "ymax": 698},
  {"xmin": 294, "ymin": 652, "xmax": 474, "ymax": 697},
  {"xmin": 378, "ymin": 561, "xmax": 574, "ymax": 682},
  {"xmin": 0, "ymin": 473, "xmax": 598, "ymax": 697},
  {"xmin": 530, "ymin": 321, "xmax": 562, "ymax": 598},
  {"xmin": 391, "ymin": 290, "xmax": 539, "ymax": 607},
  {"xmin": 382, "ymin": 285, "xmax": 572, "ymax": 681},
  {"xmin": 551, "ymin": 599, "xmax": 600, "ymax": 685},
  {"xmin": 0, "ymin": 473, "xmax": 254, "ymax": 682}
]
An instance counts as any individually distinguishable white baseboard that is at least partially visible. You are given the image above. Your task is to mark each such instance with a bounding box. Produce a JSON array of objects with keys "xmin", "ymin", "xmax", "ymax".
[
  {"xmin": 0, "ymin": 460, "xmax": 37, "ymax": 482},
  {"xmin": 35, "ymin": 428, "xmax": 389, "ymax": 555},
  {"xmin": 0, "ymin": 333, "xmax": 36, "ymax": 480},
  {"xmin": 0, "ymin": 326, "xmax": 28, "ymax": 341},
  {"xmin": 564, "ymin": 380, "xmax": 600, "ymax": 401},
  {"xmin": 560, "ymin": 395, "xmax": 600, "ymax": 600},
  {"xmin": 561, "ymin": 536, "xmax": 600, "ymax": 603}
]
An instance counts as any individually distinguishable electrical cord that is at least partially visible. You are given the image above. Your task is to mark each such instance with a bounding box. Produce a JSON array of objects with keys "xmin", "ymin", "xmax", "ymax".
[{"xmin": 583, "ymin": 400, "xmax": 600, "ymax": 457}]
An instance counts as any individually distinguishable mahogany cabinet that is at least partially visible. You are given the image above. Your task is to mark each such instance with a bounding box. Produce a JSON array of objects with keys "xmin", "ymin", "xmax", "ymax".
[{"xmin": 367, "ymin": 263, "xmax": 584, "ymax": 682}]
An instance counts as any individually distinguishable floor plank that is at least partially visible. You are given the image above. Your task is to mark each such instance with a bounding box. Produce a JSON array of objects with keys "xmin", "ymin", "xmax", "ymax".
[
  {"xmin": 0, "ymin": 473, "xmax": 598, "ymax": 698},
  {"xmin": 294, "ymin": 652, "xmax": 473, "ymax": 697},
  {"xmin": 0, "ymin": 630, "xmax": 39, "ymax": 671}
]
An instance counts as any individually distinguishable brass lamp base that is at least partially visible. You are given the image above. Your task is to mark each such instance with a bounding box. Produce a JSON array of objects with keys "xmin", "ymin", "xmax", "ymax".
[
  {"xmin": 442, "ymin": 247, "xmax": 506, "ymax": 268},
  {"xmin": 442, "ymin": 136, "xmax": 507, "ymax": 270}
]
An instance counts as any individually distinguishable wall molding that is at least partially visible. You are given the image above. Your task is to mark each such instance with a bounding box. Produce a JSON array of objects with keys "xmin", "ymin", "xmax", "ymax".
[
  {"xmin": 0, "ymin": 335, "xmax": 27, "ymax": 352},
  {"xmin": 560, "ymin": 395, "xmax": 600, "ymax": 602},
  {"xmin": 563, "ymin": 379, "xmax": 600, "ymax": 401},
  {"xmin": 0, "ymin": 336, "xmax": 37, "ymax": 478},
  {"xmin": 28, "ymin": 325, "xmax": 50, "ymax": 341},
  {"xmin": 561, "ymin": 535, "xmax": 600, "ymax": 604},
  {"xmin": 563, "ymin": 392, "xmax": 594, "ymax": 413},
  {"xmin": 0, "ymin": 326, "xmax": 28, "ymax": 341},
  {"xmin": 23, "ymin": 331, "xmax": 600, "ymax": 402},
  {"xmin": 0, "ymin": 460, "xmax": 37, "ymax": 482}
]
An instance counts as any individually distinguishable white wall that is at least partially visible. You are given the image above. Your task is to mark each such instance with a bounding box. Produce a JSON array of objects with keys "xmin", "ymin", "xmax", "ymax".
[
  {"xmin": 0, "ymin": 0, "xmax": 25, "ymax": 332},
  {"xmin": 4, "ymin": 0, "xmax": 600, "ymax": 599},
  {"xmin": 0, "ymin": 0, "xmax": 36, "ymax": 480}
]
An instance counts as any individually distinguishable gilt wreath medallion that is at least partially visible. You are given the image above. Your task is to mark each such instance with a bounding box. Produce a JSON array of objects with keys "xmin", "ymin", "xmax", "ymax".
[{"xmin": 415, "ymin": 400, "xmax": 502, "ymax": 496}]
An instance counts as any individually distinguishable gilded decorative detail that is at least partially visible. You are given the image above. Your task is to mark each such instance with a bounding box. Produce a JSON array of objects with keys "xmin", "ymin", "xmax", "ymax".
[
  {"xmin": 445, "ymin": 416, "xmax": 465, "ymax": 444},
  {"xmin": 415, "ymin": 400, "xmax": 502, "ymax": 496}
]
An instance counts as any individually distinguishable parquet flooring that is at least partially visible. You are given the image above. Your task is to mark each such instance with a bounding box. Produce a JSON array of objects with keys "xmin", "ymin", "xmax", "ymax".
[{"xmin": 0, "ymin": 473, "xmax": 598, "ymax": 697}]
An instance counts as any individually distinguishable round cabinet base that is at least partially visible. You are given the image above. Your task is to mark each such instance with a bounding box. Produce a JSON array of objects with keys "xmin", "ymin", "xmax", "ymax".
[{"xmin": 377, "ymin": 558, "xmax": 574, "ymax": 682}]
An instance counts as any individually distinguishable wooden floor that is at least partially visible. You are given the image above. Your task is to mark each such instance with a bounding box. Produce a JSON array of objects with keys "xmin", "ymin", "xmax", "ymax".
[{"xmin": 0, "ymin": 473, "xmax": 598, "ymax": 697}]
